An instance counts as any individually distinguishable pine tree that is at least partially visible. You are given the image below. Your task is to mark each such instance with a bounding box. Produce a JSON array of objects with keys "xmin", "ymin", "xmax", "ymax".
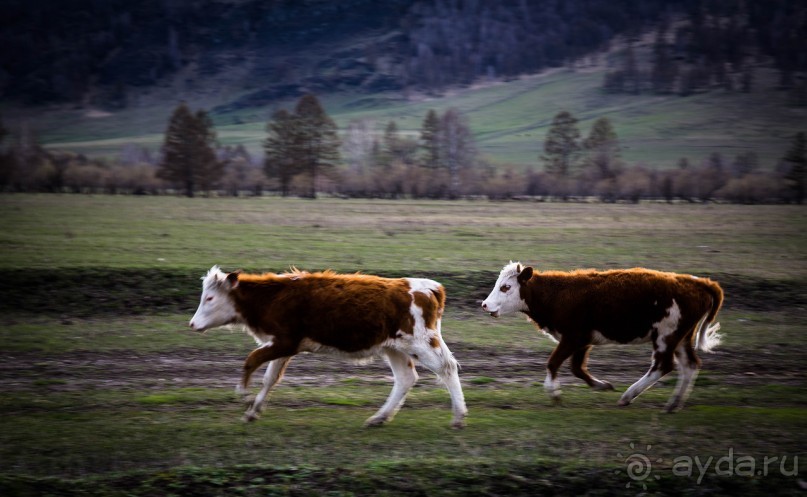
[
  {"xmin": 420, "ymin": 109, "xmax": 441, "ymax": 169},
  {"xmin": 583, "ymin": 117, "xmax": 621, "ymax": 175},
  {"xmin": 440, "ymin": 108, "xmax": 476, "ymax": 199},
  {"xmin": 157, "ymin": 102, "xmax": 222, "ymax": 197},
  {"xmin": 651, "ymin": 24, "xmax": 677, "ymax": 94},
  {"xmin": 294, "ymin": 94, "xmax": 341, "ymax": 198},
  {"xmin": 380, "ymin": 120, "xmax": 400, "ymax": 168},
  {"xmin": 191, "ymin": 109, "xmax": 224, "ymax": 192},
  {"xmin": 623, "ymin": 44, "xmax": 641, "ymax": 95},
  {"xmin": 783, "ymin": 132, "xmax": 806, "ymax": 204},
  {"xmin": 0, "ymin": 114, "xmax": 10, "ymax": 188},
  {"xmin": 0, "ymin": 114, "xmax": 8, "ymax": 145},
  {"xmin": 542, "ymin": 111, "xmax": 581, "ymax": 177},
  {"xmin": 264, "ymin": 109, "xmax": 300, "ymax": 197}
]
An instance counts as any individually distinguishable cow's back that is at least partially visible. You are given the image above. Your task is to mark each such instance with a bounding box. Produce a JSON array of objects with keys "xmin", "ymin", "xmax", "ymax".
[
  {"xmin": 531, "ymin": 269, "xmax": 717, "ymax": 343},
  {"xmin": 238, "ymin": 273, "xmax": 416, "ymax": 352}
]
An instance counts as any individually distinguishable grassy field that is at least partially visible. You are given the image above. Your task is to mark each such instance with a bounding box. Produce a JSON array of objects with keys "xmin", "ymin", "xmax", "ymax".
[
  {"xmin": 8, "ymin": 60, "xmax": 807, "ymax": 171},
  {"xmin": 0, "ymin": 195, "xmax": 805, "ymax": 496}
]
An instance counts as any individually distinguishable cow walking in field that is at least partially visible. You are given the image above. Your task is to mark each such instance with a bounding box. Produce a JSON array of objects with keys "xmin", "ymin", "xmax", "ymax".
[
  {"xmin": 190, "ymin": 266, "xmax": 467, "ymax": 428},
  {"xmin": 481, "ymin": 262, "xmax": 723, "ymax": 412}
]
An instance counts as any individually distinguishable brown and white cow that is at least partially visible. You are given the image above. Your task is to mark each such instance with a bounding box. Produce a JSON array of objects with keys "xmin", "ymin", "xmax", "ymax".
[
  {"xmin": 481, "ymin": 262, "xmax": 724, "ymax": 412},
  {"xmin": 189, "ymin": 266, "xmax": 467, "ymax": 428}
]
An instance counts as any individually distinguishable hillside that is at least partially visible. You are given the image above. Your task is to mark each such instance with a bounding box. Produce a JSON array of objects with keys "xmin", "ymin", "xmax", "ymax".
[
  {"xmin": 1, "ymin": 0, "xmax": 806, "ymax": 171},
  {"xmin": 9, "ymin": 46, "xmax": 805, "ymax": 171}
]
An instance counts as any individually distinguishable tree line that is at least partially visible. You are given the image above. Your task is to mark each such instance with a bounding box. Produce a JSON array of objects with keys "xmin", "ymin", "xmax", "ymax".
[
  {"xmin": 0, "ymin": 99, "xmax": 804, "ymax": 204},
  {"xmin": 603, "ymin": 5, "xmax": 807, "ymax": 105},
  {"xmin": 4, "ymin": 1, "xmax": 804, "ymax": 108}
]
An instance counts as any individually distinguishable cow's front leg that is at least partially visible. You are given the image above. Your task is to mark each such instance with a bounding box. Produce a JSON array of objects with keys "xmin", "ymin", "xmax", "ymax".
[
  {"xmin": 243, "ymin": 357, "xmax": 293, "ymax": 422},
  {"xmin": 241, "ymin": 343, "xmax": 295, "ymax": 422},
  {"xmin": 544, "ymin": 339, "xmax": 577, "ymax": 401}
]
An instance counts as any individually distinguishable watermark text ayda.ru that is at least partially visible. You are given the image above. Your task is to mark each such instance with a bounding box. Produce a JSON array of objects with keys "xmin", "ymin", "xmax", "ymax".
[
  {"xmin": 672, "ymin": 447, "xmax": 798, "ymax": 484},
  {"xmin": 619, "ymin": 443, "xmax": 799, "ymax": 488}
]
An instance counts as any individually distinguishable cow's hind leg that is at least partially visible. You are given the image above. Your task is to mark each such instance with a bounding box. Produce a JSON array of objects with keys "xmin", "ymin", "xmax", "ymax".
[
  {"xmin": 665, "ymin": 340, "xmax": 701, "ymax": 413},
  {"xmin": 243, "ymin": 357, "xmax": 293, "ymax": 422},
  {"xmin": 407, "ymin": 335, "xmax": 467, "ymax": 429},
  {"xmin": 618, "ymin": 346, "xmax": 676, "ymax": 407},
  {"xmin": 570, "ymin": 345, "xmax": 614, "ymax": 391},
  {"xmin": 365, "ymin": 349, "xmax": 418, "ymax": 427}
]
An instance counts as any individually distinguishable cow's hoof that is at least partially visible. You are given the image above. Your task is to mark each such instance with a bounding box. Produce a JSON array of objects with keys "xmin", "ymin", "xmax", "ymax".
[
  {"xmin": 593, "ymin": 380, "xmax": 614, "ymax": 391},
  {"xmin": 664, "ymin": 403, "xmax": 682, "ymax": 414},
  {"xmin": 451, "ymin": 419, "xmax": 466, "ymax": 430},
  {"xmin": 243, "ymin": 411, "xmax": 260, "ymax": 422},
  {"xmin": 617, "ymin": 398, "xmax": 631, "ymax": 407},
  {"xmin": 364, "ymin": 416, "xmax": 388, "ymax": 428}
]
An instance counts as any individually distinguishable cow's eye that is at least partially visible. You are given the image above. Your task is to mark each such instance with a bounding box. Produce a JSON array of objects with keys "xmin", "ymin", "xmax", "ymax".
[
  {"xmin": 205, "ymin": 296, "xmax": 214, "ymax": 302},
  {"xmin": 500, "ymin": 284, "xmax": 511, "ymax": 292}
]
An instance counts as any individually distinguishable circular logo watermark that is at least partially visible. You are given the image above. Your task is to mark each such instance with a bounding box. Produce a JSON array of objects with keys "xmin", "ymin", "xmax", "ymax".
[{"xmin": 616, "ymin": 443, "xmax": 663, "ymax": 490}]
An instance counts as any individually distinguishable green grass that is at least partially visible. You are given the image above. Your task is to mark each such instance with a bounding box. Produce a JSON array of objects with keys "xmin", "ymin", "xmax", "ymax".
[
  {"xmin": 0, "ymin": 195, "xmax": 804, "ymax": 495},
  {"xmin": 7, "ymin": 60, "xmax": 807, "ymax": 170}
]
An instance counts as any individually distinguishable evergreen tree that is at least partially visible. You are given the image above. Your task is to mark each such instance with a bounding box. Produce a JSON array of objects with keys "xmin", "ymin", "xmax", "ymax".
[
  {"xmin": 0, "ymin": 114, "xmax": 7, "ymax": 145},
  {"xmin": 381, "ymin": 120, "xmax": 418, "ymax": 167},
  {"xmin": 651, "ymin": 24, "xmax": 677, "ymax": 94},
  {"xmin": 264, "ymin": 109, "xmax": 300, "ymax": 197},
  {"xmin": 191, "ymin": 109, "xmax": 224, "ymax": 192},
  {"xmin": 294, "ymin": 94, "xmax": 341, "ymax": 198},
  {"xmin": 542, "ymin": 111, "xmax": 581, "ymax": 177},
  {"xmin": 0, "ymin": 114, "xmax": 10, "ymax": 188},
  {"xmin": 380, "ymin": 120, "xmax": 401, "ymax": 168},
  {"xmin": 157, "ymin": 102, "xmax": 222, "ymax": 197},
  {"xmin": 583, "ymin": 117, "xmax": 621, "ymax": 176},
  {"xmin": 420, "ymin": 109, "xmax": 441, "ymax": 169},
  {"xmin": 440, "ymin": 108, "xmax": 476, "ymax": 199},
  {"xmin": 623, "ymin": 44, "xmax": 641, "ymax": 95},
  {"xmin": 783, "ymin": 132, "xmax": 806, "ymax": 203}
]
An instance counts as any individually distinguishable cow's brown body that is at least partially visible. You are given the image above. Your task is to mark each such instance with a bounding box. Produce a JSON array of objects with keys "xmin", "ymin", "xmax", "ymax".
[
  {"xmin": 482, "ymin": 263, "xmax": 723, "ymax": 411},
  {"xmin": 190, "ymin": 267, "xmax": 467, "ymax": 428}
]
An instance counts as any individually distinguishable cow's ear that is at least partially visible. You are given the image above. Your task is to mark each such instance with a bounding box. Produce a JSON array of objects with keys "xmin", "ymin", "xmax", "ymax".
[
  {"xmin": 517, "ymin": 266, "xmax": 533, "ymax": 283},
  {"xmin": 226, "ymin": 270, "xmax": 241, "ymax": 289}
]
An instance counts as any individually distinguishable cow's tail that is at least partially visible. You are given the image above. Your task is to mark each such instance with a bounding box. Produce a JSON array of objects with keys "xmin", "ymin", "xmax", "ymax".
[{"xmin": 695, "ymin": 279, "xmax": 724, "ymax": 353}]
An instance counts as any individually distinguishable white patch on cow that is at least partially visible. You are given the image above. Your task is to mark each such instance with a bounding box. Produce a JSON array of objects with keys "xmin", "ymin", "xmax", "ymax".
[
  {"xmin": 481, "ymin": 261, "xmax": 529, "ymax": 317},
  {"xmin": 405, "ymin": 277, "xmax": 442, "ymax": 295},
  {"xmin": 619, "ymin": 368, "xmax": 663, "ymax": 406},
  {"xmin": 544, "ymin": 370, "xmax": 561, "ymax": 397},
  {"xmin": 246, "ymin": 327, "xmax": 273, "ymax": 346},
  {"xmin": 542, "ymin": 329, "xmax": 561, "ymax": 342},
  {"xmin": 652, "ymin": 300, "xmax": 681, "ymax": 353}
]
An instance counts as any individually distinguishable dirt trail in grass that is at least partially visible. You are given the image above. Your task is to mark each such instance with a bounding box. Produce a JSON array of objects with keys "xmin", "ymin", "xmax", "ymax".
[{"xmin": 2, "ymin": 342, "xmax": 803, "ymax": 398}]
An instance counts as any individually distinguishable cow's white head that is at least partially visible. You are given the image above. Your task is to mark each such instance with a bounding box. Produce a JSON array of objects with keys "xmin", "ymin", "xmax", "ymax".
[
  {"xmin": 481, "ymin": 262, "xmax": 533, "ymax": 318},
  {"xmin": 189, "ymin": 266, "xmax": 241, "ymax": 332}
]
